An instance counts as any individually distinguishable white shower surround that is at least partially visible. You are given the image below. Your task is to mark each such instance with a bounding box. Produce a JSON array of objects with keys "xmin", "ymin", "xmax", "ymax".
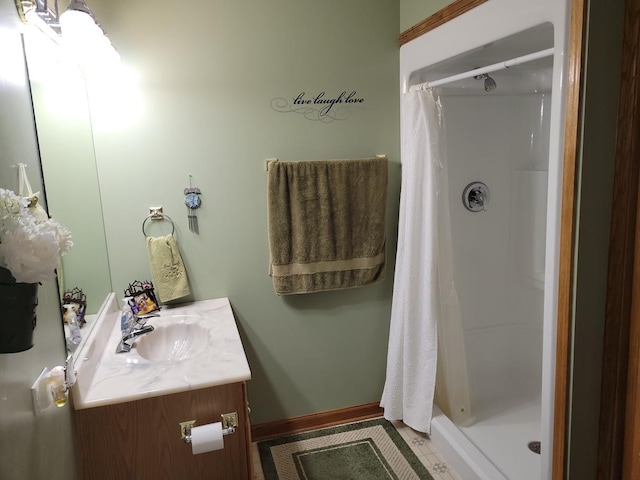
[
  {"xmin": 399, "ymin": 1, "xmax": 569, "ymax": 479},
  {"xmin": 438, "ymin": 93, "xmax": 549, "ymax": 480}
]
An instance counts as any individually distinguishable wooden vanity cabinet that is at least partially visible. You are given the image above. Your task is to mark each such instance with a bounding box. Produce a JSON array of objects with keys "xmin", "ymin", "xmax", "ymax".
[{"xmin": 73, "ymin": 382, "xmax": 251, "ymax": 480}]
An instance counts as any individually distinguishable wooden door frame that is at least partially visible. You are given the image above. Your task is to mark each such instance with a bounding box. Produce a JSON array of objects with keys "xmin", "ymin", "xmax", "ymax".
[
  {"xmin": 559, "ymin": 0, "xmax": 640, "ymax": 477},
  {"xmin": 599, "ymin": 0, "xmax": 640, "ymax": 477},
  {"xmin": 553, "ymin": 0, "xmax": 586, "ymax": 474}
]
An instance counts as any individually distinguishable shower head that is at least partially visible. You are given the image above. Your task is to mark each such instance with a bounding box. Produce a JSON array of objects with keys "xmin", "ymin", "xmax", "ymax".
[
  {"xmin": 474, "ymin": 72, "xmax": 497, "ymax": 92},
  {"xmin": 482, "ymin": 74, "xmax": 497, "ymax": 92}
]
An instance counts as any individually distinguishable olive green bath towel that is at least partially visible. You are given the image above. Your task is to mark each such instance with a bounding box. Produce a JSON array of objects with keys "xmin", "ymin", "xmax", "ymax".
[{"xmin": 267, "ymin": 156, "xmax": 387, "ymax": 295}]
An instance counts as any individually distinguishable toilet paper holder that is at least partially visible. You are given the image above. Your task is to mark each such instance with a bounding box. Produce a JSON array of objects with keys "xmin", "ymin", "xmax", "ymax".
[{"xmin": 180, "ymin": 412, "xmax": 238, "ymax": 444}]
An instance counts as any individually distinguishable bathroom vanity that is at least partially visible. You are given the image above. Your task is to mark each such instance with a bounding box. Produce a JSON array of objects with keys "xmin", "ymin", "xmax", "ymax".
[{"xmin": 70, "ymin": 297, "xmax": 252, "ymax": 480}]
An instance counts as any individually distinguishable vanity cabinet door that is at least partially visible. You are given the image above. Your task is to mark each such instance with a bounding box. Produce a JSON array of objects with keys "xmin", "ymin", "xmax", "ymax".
[{"xmin": 73, "ymin": 382, "xmax": 250, "ymax": 480}]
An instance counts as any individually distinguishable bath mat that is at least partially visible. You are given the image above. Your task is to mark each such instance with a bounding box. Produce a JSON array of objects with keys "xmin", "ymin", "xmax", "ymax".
[{"xmin": 257, "ymin": 417, "xmax": 434, "ymax": 480}]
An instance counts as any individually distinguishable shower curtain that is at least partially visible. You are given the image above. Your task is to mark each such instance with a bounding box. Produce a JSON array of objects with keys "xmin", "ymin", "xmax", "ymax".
[{"xmin": 381, "ymin": 89, "xmax": 471, "ymax": 433}]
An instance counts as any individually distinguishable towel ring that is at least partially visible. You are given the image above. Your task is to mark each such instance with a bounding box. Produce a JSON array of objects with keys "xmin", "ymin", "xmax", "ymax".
[{"xmin": 142, "ymin": 214, "xmax": 176, "ymax": 237}]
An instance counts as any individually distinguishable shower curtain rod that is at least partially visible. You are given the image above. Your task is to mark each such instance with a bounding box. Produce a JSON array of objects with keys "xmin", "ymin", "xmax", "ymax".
[{"xmin": 409, "ymin": 47, "xmax": 554, "ymax": 91}]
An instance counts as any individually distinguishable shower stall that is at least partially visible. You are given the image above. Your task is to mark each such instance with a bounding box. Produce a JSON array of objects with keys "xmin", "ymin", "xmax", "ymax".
[
  {"xmin": 434, "ymin": 46, "xmax": 551, "ymax": 480},
  {"xmin": 400, "ymin": 2, "xmax": 569, "ymax": 479}
]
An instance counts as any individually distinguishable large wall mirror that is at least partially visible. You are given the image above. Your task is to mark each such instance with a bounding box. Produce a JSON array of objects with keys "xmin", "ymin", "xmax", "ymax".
[{"xmin": 22, "ymin": 26, "xmax": 113, "ymax": 354}]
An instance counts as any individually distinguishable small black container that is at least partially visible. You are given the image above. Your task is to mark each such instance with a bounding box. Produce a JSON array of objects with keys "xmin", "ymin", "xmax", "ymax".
[{"xmin": 0, "ymin": 267, "xmax": 38, "ymax": 353}]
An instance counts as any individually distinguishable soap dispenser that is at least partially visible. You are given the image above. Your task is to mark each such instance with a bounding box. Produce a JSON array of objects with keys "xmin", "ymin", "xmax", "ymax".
[
  {"xmin": 31, "ymin": 354, "xmax": 77, "ymax": 413},
  {"xmin": 49, "ymin": 366, "xmax": 68, "ymax": 407}
]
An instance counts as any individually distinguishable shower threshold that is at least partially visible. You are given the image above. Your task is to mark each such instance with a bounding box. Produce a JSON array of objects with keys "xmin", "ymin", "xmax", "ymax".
[{"xmin": 431, "ymin": 395, "xmax": 541, "ymax": 480}]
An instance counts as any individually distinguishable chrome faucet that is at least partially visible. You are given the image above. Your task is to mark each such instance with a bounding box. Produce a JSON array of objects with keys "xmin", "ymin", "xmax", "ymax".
[
  {"xmin": 116, "ymin": 325, "xmax": 154, "ymax": 353},
  {"xmin": 115, "ymin": 319, "xmax": 156, "ymax": 354}
]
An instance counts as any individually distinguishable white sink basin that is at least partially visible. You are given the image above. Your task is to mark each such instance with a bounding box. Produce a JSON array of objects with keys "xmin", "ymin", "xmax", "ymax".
[
  {"xmin": 71, "ymin": 298, "xmax": 252, "ymax": 409},
  {"xmin": 135, "ymin": 319, "xmax": 209, "ymax": 362}
]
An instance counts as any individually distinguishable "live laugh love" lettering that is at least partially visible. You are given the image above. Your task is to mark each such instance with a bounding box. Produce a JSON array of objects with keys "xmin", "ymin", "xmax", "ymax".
[
  {"xmin": 293, "ymin": 91, "xmax": 364, "ymax": 116},
  {"xmin": 270, "ymin": 90, "xmax": 365, "ymax": 122}
]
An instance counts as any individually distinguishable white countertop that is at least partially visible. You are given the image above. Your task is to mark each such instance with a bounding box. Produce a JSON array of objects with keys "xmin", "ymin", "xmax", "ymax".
[{"xmin": 71, "ymin": 297, "xmax": 251, "ymax": 410}]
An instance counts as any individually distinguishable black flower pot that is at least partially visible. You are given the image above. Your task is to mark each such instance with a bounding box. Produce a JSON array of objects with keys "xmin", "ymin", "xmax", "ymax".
[{"xmin": 0, "ymin": 267, "xmax": 38, "ymax": 353}]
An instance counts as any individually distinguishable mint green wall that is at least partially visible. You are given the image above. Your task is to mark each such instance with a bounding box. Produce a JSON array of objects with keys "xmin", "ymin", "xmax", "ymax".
[
  {"xmin": 401, "ymin": 0, "xmax": 453, "ymax": 32},
  {"xmin": 89, "ymin": 0, "xmax": 400, "ymax": 424}
]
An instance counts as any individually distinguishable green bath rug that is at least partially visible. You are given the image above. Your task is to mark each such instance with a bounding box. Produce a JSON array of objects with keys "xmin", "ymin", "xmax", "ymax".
[{"xmin": 257, "ymin": 417, "xmax": 434, "ymax": 480}]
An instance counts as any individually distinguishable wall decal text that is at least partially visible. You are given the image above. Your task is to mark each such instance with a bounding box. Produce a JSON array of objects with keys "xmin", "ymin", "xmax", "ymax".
[{"xmin": 271, "ymin": 90, "xmax": 365, "ymax": 122}]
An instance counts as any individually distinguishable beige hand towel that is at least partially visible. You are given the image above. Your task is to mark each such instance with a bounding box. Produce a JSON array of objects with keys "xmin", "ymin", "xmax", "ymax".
[
  {"xmin": 146, "ymin": 234, "xmax": 190, "ymax": 303},
  {"xmin": 267, "ymin": 156, "xmax": 387, "ymax": 295}
]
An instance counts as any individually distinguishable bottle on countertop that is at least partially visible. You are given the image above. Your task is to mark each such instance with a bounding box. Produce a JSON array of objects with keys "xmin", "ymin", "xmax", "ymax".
[{"xmin": 63, "ymin": 303, "xmax": 82, "ymax": 348}]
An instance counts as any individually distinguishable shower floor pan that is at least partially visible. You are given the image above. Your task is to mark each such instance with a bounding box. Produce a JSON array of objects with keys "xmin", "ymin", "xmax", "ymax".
[{"xmin": 431, "ymin": 395, "xmax": 541, "ymax": 480}]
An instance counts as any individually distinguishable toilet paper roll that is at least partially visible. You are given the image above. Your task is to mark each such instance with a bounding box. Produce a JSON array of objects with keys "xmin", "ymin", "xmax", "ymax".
[{"xmin": 191, "ymin": 422, "xmax": 224, "ymax": 455}]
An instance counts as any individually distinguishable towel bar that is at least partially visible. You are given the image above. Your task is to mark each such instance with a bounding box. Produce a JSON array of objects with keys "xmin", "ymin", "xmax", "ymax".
[{"xmin": 265, "ymin": 154, "xmax": 387, "ymax": 171}]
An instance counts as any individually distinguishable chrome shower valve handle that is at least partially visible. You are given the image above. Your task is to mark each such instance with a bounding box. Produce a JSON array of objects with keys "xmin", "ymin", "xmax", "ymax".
[{"xmin": 463, "ymin": 182, "xmax": 490, "ymax": 212}]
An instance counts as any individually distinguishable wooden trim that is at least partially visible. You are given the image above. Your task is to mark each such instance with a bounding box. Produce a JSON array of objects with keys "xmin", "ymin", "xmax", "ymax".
[
  {"xmin": 553, "ymin": 0, "xmax": 587, "ymax": 478},
  {"xmin": 623, "ymin": 205, "xmax": 640, "ymax": 479},
  {"xmin": 398, "ymin": 0, "xmax": 488, "ymax": 47},
  {"xmin": 597, "ymin": 0, "xmax": 640, "ymax": 477},
  {"xmin": 250, "ymin": 402, "xmax": 383, "ymax": 442},
  {"xmin": 619, "ymin": 0, "xmax": 640, "ymax": 477}
]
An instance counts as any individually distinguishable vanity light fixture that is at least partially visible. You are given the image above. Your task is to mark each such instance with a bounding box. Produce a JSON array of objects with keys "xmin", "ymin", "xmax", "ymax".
[
  {"xmin": 15, "ymin": 0, "xmax": 62, "ymax": 40},
  {"xmin": 59, "ymin": 0, "xmax": 102, "ymax": 43},
  {"xmin": 15, "ymin": 0, "xmax": 58, "ymax": 25},
  {"xmin": 59, "ymin": 0, "xmax": 120, "ymax": 73},
  {"xmin": 15, "ymin": 0, "xmax": 119, "ymax": 74}
]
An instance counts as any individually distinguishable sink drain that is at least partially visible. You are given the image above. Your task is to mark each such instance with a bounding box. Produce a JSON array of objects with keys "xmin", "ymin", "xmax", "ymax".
[{"xmin": 528, "ymin": 441, "xmax": 541, "ymax": 454}]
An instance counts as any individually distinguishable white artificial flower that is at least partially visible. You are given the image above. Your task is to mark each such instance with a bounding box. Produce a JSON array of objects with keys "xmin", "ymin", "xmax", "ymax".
[
  {"xmin": 0, "ymin": 188, "xmax": 73, "ymax": 284},
  {"xmin": 55, "ymin": 224, "xmax": 73, "ymax": 256},
  {"xmin": 0, "ymin": 188, "xmax": 28, "ymax": 222}
]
